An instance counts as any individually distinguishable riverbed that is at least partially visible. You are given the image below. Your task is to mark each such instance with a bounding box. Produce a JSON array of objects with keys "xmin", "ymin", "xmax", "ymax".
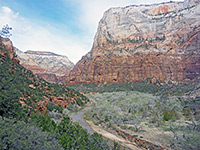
[
  {"xmin": 71, "ymin": 106, "xmax": 94, "ymax": 134},
  {"xmin": 71, "ymin": 105, "xmax": 141, "ymax": 150}
]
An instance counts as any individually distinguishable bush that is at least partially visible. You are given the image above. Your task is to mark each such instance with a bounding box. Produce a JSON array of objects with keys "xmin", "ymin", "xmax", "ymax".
[
  {"xmin": 47, "ymin": 101, "xmax": 63, "ymax": 113},
  {"xmin": 0, "ymin": 117, "xmax": 63, "ymax": 150},
  {"xmin": 57, "ymin": 116, "xmax": 110, "ymax": 150},
  {"xmin": 163, "ymin": 112, "xmax": 172, "ymax": 121}
]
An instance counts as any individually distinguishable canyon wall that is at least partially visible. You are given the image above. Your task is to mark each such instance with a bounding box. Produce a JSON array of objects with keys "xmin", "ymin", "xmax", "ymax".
[
  {"xmin": 66, "ymin": 0, "xmax": 200, "ymax": 85},
  {"xmin": 16, "ymin": 49, "xmax": 74, "ymax": 83}
]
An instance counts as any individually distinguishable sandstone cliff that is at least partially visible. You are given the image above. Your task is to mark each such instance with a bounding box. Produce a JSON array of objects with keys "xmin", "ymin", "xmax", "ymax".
[
  {"xmin": 16, "ymin": 49, "xmax": 74, "ymax": 83},
  {"xmin": 0, "ymin": 37, "xmax": 19, "ymax": 64},
  {"xmin": 66, "ymin": 0, "xmax": 200, "ymax": 85}
]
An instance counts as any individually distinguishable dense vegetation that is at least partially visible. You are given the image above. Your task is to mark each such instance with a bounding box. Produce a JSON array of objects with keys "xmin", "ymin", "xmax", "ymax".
[
  {"xmin": 84, "ymin": 91, "xmax": 200, "ymax": 149},
  {"xmin": 0, "ymin": 117, "xmax": 63, "ymax": 150},
  {"xmin": 71, "ymin": 77, "xmax": 200, "ymax": 97},
  {"xmin": 0, "ymin": 112, "xmax": 112, "ymax": 150},
  {"xmin": 0, "ymin": 40, "xmax": 112, "ymax": 150},
  {"xmin": 0, "ymin": 44, "xmax": 89, "ymax": 119}
]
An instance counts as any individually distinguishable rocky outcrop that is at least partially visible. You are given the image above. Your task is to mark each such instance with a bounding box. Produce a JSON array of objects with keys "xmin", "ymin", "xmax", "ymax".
[
  {"xmin": 16, "ymin": 49, "xmax": 74, "ymax": 83},
  {"xmin": 0, "ymin": 37, "xmax": 19, "ymax": 63},
  {"xmin": 66, "ymin": 0, "xmax": 200, "ymax": 85}
]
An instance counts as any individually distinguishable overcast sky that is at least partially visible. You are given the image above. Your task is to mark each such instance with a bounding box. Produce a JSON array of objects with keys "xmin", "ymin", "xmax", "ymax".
[{"xmin": 0, "ymin": 0, "xmax": 184, "ymax": 63}]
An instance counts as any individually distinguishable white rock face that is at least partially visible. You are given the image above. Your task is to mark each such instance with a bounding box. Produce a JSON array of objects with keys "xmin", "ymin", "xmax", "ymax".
[
  {"xmin": 66, "ymin": 0, "xmax": 200, "ymax": 85},
  {"xmin": 16, "ymin": 49, "xmax": 74, "ymax": 76},
  {"xmin": 92, "ymin": 0, "xmax": 200, "ymax": 55}
]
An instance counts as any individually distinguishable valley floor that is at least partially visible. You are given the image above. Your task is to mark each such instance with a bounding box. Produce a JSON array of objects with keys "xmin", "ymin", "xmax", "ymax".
[
  {"xmin": 71, "ymin": 102, "xmax": 141, "ymax": 150},
  {"xmin": 81, "ymin": 91, "xmax": 200, "ymax": 150}
]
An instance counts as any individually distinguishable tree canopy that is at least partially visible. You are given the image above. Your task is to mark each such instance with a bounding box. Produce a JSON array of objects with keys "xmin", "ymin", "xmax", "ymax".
[{"xmin": 0, "ymin": 24, "xmax": 12, "ymax": 38}]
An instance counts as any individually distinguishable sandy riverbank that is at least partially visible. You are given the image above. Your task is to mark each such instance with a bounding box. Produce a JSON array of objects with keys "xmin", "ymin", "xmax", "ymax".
[{"xmin": 85, "ymin": 120, "xmax": 143, "ymax": 150}]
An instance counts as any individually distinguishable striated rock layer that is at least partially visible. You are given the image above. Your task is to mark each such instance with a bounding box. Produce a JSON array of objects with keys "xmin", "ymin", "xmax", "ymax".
[
  {"xmin": 16, "ymin": 49, "xmax": 74, "ymax": 83},
  {"xmin": 66, "ymin": 0, "xmax": 200, "ymax": 85}
]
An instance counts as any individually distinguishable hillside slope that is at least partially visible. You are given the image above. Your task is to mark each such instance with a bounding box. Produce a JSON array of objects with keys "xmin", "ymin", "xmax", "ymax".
[
  {"xmin": 66, "ymin": 0, "xmax": 200, "ymax": 85},
  {"xmin": 0, "ymin": 37, "xmax": 88, "ymax": 118},
  {"xmin": 0, "ymin": 36, "xmax": 115, "ymax": 150}
]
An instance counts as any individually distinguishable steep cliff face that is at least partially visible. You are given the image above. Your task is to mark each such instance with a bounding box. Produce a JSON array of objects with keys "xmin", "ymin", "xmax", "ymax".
[
  {"xmin": 0, "ymin": 37, "xmax": 19, "ymax": 64},
  {"xmin": 16, "ymin": 49, "xmax": 74, "ymax": 83},
  {"xmin": 66, "ymin": 0, "xmax": 200, "ymax": 85}
]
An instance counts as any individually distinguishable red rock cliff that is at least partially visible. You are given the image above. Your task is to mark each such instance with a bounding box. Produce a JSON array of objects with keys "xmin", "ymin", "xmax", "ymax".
[
  {"xmin": 0, "ymin": 37, "xmax": 19, "ymax": 63},
  {"xmin": 66, "ymin": 0, "xmax": 200, "ymax": 85}
]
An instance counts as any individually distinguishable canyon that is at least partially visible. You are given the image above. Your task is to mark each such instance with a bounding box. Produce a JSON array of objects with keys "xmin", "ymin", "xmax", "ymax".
[
  {"xmin": 66, "ymin": 0, "xmax": 200, "ymax": 85},
  {"xmin": 1, "ymin": 1, "xmax": 200, "ymax": 149}
]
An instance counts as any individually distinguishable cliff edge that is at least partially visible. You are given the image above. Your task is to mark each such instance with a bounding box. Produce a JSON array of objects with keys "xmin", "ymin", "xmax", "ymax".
[{"xmin": 66, "ymin": 0, "xmax": 200, "ymax": 85}]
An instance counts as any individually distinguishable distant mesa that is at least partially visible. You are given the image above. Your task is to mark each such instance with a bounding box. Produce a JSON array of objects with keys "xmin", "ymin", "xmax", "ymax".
[
  {"xmin": 25, "ymin": 50, "xmax": 62, "ymax": 56},
  {"xmin": 66, "ymin": 0, "xmax": 200, "ymax": 85},
  {"xmin": 16, "ymin": 49, "xmax": 74, "ymax": 84}
]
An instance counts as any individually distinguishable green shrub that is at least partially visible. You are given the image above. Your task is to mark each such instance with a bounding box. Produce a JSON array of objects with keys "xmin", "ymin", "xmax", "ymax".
[
  {"xmin": 0, "ymin": 117, "xmax": 63, "ymax": 150},
  {"xmin": 57, "ymin": 116, "xmax": 110, "ymax": 150},
  {"xmin": 47, "ymin": 101, "xmax": 63, "ymax": 113},
  {"xmin": 163, "ymin": 112, "xmax": 172, "ymax": 121}
]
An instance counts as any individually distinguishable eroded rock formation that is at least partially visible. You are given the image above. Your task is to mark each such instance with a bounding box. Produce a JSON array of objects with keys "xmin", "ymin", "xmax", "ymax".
[
  {"xmin": 0, "ymin": 37, "xmax": 19, "ymax": 63},
  {"xmin": 16, "ymin": 49, "xmax": 74, "ymax": 83},
  {"xmin": 66, "ymin": 0, "xmax": 200, "ymax": 85}
]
